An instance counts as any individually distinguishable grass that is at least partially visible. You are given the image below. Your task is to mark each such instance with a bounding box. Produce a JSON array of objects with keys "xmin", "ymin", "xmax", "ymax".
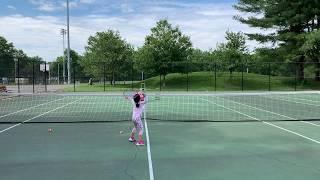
[{"xmin": 64, "ymin": 72, "xmax": 320, "ymax": 92}]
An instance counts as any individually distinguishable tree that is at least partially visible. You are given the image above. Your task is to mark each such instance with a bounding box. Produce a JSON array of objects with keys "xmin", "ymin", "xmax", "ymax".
[
  {"xmin": 135, "ymin": 19, "xmax": 192, "ymax": 86},
  {"xmin": 301, "ymin": 30, "xmax": 320, "ymax": 80},
  {"xmin": 50, "ymin": 56, "xmax": 64, "ymax": 78},
  {"xmin": 250, "ymin": 47, "xmax": 290, "ymax": 76},
  {"xmin": 0, "ymin": 36, "xmax": 15, "ymax": 77},
  {"xmin": 234, "ymin": 0, "xmax": 320, "ymax": 80},
  {"xmin": 0, "ymin": 35, "xmax": 47, "ymax": 88},
  {"xmin": 13, "ymin": 49, "xmax": 31, "ymax": 77},
  {"xmin": 188, "ymin": 49, "xmax": 214, "ymax": 72},
  {"xmin": 51, "ymin": 50, "xmax": 83, "ymax": 83},
  {"xmin": 213, "ymin": 31, "xmax": 249, "ymax": 77},
  {"xmin": 82, "ymin": 30, "xmax": 133, "ymax": 85}
]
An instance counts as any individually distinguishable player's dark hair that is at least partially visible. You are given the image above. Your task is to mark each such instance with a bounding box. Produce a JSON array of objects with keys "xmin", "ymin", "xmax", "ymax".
[{"xmin": 133, "ymin": 94, "xmax": 140, "ymax": 108}]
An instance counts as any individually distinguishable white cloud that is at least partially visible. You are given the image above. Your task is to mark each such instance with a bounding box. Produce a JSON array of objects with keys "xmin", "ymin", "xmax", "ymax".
[
  {"xmin": 38, "ymin": 4, "xmax": 59, "ymax": 12},
  {"xmin": 29, "ymin": 0, "xmax": 62, "ymax": 12},
  {"xmin": 80, "ymin": 0, "xmax": 96, "ymax": 4},
  {"xmin": 7, "ymin": 5, "xmax": 17, "ymax": 10},
  {"xmin": 1, "ymin": 1, "xmax": 265, "ymax": 61},
  {"xmin": 121, "ymin": 3, "xmax": 135, "ymax": 13},
  {"xmin": 196, "ymin": 10, "xmax": 238, "ymax": 17},
  {"xmin": 29, "ymin": 0, "xmax": 81, "ymax": 12},
  {"xmin": 61, "ymin": 1, "xmax": 79, "ymax": 9}
]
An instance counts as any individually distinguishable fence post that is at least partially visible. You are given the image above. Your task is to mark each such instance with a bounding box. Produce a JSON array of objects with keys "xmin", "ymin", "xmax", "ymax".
[
  {"xmin": 131, "ymin": 60, "xmax": 134, "ymax": 90},
  {"xmin": 17, "ymin": 58, "xmax": 20, "ymax": 93},
  {"xmin": 104, "ymin": 62, "xmax": 106, "ymax": 92},
  {"xmin": 73, "ymin": 63, "xmax": 76, "ymax": 92},
  {"xmin": 44, "ymin": 61, "xmax": 47, "ymax": 92},
  {"xmin": 58, "ymin": 63, "xmax": 60, "ymax": 85},
  {"xmin": 160, "ymin": 74, "xmax": 162, "ymax": 91},
  {"xmin": 241, "ymin": 62, "xmax": 244, "ymax": 91},
  {"xmin": 32, "ymin": 60, "xmax": 35, "ymax": 93},
  {"xmin": 294, "ymin": 62, "xmax": 297, "ymax": 91},
  {"xmin": 268, "ymin": 62, "xmax": 271, "ymax": 91},
  {"xmin": 214, "ymin": 62, "xmax": 217, "ymax": 91},
  {"xmin": 186, "ymin": 62, "xmax": 189, "ymax": 91}
]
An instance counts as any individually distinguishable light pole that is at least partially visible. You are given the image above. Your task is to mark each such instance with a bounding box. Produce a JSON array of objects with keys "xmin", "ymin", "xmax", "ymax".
[
  {"xmin": 60, "ymin": 28, "xmax": 66, "ymax": 84},
  {"xmin": 66, "ymin": 0, "xmax": 71, "ymax": 84}
]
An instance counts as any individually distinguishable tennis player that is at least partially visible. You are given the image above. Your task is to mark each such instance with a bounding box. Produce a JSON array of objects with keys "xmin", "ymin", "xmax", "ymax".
[{"xmin": 127, "ymin": 91, "xmax": 147, "ymax": 146}]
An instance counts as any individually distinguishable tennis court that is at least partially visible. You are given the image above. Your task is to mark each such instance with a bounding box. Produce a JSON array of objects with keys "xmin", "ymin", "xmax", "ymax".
[{"xmin": 0, "ymin": 91, "xmax": 320, "ymax": 180}]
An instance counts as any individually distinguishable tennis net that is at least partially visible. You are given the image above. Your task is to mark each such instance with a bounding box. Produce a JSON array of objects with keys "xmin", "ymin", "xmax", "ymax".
[{"xmin": 0, "ymin": 91, "xmax": 319, "ymax": 124}]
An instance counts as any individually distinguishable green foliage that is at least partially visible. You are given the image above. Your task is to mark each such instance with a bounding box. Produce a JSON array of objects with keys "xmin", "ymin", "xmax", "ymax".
[
  {"xmin": 0, "ymin": 36, "xmax": 43, "ymax": 78},
  {"xmin": 82, "ymin": 30, "xmax": 133, "ymax": 82},
  {"xmin": 234, "ymin": 0, "xmax": 320, "ymax": 80},
  {"xmin": 213, "ymin": 31, "xmax": 249, "ymax": 76},
  {"xmin": 301, "ymin": 30, "xmax": 320, "ymax": 61},
  {"xmin": 50, "ymin": 50, "xmax": 83, "ymax": 78},
  {"xmin": 301, "ymin": 30, "xmax": 320, "ymax": 80},
  {"xmin": 135, "ymin": 19, "xmax": 193, "ymax": 77},
  {"xmin": 0, "ymin": 36, "xmax": 15, "ymax": 77},
  {"xmin": 188, "ymin": 49, "xmax": 214, "ymax": 71},
  {"xmin": 234, "ymin": 0, "xmax": 320, "ymax": 58}
]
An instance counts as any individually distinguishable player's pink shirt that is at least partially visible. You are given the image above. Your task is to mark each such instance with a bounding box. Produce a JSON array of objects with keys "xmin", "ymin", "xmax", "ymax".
[{"xmin": 131, "ymin": 99, "xmax": 146, "ymax": 121}]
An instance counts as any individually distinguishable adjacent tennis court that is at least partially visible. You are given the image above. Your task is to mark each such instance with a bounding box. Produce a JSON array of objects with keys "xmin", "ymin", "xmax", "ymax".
[{"xmin": 0, "ymin": 92, "xmax": 320, "ymax": 180}]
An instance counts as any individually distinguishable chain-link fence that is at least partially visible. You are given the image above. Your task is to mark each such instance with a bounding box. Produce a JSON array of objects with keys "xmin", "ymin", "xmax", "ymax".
[{"xmin": 1, "ymin": 60, "xmax": 319, "ymax": 93}]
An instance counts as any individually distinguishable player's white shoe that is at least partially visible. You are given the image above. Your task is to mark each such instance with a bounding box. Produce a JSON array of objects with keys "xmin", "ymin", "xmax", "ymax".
[{"xmin": 128, "ymin": 137, "xmax": 136, "ymax": 142}]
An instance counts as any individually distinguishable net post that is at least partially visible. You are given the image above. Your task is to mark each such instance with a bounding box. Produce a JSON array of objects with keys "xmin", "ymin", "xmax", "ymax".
[
  {"xmin": 44, "ymin": 61, "xmax": 47, "ymax": 92},
  {"xmin": 103, "ymin": 62, "xmax": 106, "ymax": 92},
  {"xmin": 32, "ymin": 60, "xmax": 35, "ymax": 93},
  {"xmin": 17, "ymin": 58, "xmax": 20, "ymax": 93},
  {"xmin": 268, "ymin": 62, "xmax": 271, "ymax": 91}
]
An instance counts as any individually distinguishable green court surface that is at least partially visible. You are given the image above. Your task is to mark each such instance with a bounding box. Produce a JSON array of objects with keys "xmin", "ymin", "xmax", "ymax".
[
  {"xmin": 0, "ymin": 92, "xmax": 320, "ymax": 180},
  {"xmin": 0, "ymin": 123, "xmax": 149, "ymax": 180},
  {"xmin": 149, "ymin": 122, "xmax": 320, "ymax": 180}
]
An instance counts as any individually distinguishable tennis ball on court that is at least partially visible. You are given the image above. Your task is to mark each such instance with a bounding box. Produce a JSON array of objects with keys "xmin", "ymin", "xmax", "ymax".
[
  {"xmin": 120, "ymin": 131, "xmax": 123, "ymax": 134},
  {"xmin": 48, "ymin": 128, "xmax": 53, "ymax": 133}
]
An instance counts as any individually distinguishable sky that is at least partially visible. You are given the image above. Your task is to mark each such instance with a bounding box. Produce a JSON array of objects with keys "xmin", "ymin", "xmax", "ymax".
[{"xmin": 0, "ymin": 0, "xmax": 262, "ymax": 61}]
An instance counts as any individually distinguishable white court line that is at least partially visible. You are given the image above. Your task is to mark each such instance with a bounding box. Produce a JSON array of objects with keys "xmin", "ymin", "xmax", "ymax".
[
  {"xmin": 275, "ymin": 96, "xmax": 320, "ymax": 126},
  {"xmin": 215, "ymin": 97, "xmax": 320, "ymax": 127},
  {"xmin": 144, "ymin": 105, "xmax": 154, "ymax": 180},
  {"xmin": 301, "ymin": 121, "xmax": 320, "ymax": 127},
  {"xmin": 200, "ymin": 98, "xmax": 320, "ymax": 144},
  {"xmin": 0, "ymin": 99, "xmax": 82, "ymax": 134},
  {"xmin": 267, "ymin": 96, "xmax": 320, "ymax": 107},
  {"xmin": 279, "ymin": 95, "xmax": 320, "ymax": 103},
  {"xmin": 0, "ymin": 97, "xmax": 66, "ymax": 119}
]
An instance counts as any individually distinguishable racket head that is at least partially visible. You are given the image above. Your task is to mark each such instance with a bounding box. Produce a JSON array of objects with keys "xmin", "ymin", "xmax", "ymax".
[{"xmin": 123, "ymin": 90, "xmax": 137, "ymax": 100}]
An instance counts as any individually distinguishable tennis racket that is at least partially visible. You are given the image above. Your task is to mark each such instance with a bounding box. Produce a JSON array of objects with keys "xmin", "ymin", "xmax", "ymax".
[{"xmin": 123, "ymin": 90, "xmax": 136, "ymax": 100}]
